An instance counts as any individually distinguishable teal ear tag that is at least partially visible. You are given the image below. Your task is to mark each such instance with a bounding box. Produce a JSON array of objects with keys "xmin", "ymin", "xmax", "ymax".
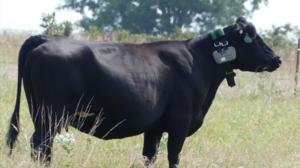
[
  {"xmin": 244, "ymin": 33, "xmax": 253, "ymax": 43},
  {"xmin": 210, "ymin": 29, "xmax": 225, "ymax": 40},
  {"xmin": 210, "ymin": 31, "xmax": 217, "ymax": 40},
  {"xmin": 216, "ymin": 29, "xmax": 225, "ymax": 37}
]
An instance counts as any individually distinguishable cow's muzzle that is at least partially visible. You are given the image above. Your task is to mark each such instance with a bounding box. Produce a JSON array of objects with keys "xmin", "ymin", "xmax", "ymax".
[
  {"xmin": 266, "ymin": 56, "xmax": 281, "ymax": 72},
  {"xmin": 256, "ymin": 56, "xmax": 282, "ymax": 72}
]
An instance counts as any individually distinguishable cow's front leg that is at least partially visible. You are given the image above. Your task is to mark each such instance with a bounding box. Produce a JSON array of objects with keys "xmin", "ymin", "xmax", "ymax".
[
  {"xmin": 167, "ymin": 117, "xmax": 190, "ymax": 168},
  {"xmin": 142, "ymin": 130, "xmax": 163, "ymax": 167}
]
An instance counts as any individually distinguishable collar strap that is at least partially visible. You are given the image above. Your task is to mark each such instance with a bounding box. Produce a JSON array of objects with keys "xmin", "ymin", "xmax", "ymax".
[
  {"xmin": 225, "ymin": 70, "xmax": 236, "ymax": 87},
  {"xmin": 211, "ymin": 28, "xmax": 236, "ymax": 87}
]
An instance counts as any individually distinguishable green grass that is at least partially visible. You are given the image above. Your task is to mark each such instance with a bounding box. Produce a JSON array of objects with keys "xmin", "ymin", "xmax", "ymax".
[{"xmin": 0, "ymin": 32, "xmax": 299, "ymax": 168}]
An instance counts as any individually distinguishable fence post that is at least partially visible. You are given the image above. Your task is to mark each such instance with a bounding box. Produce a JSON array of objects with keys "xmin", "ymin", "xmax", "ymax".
[{"xmin": 294, "ymin": 39, "xmax": 300, "ymax": 95}]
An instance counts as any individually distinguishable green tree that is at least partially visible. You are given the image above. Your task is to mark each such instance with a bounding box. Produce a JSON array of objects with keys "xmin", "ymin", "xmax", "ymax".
[
  {"xmin": 40, "ymin": 12, "xmax": 74, "ymax": 36},
  {"xmin": 261, "ymin": 24, "xmax": 298, "ymax": 48},
  {"xmin": 61, "ymin": 0, "xmax": 267, "ymax": 35}
]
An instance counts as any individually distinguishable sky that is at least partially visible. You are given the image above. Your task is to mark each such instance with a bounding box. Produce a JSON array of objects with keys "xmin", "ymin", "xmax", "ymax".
[{"xmin": 0, "ymin": 0, "xmax": 299, "ymax": 33}]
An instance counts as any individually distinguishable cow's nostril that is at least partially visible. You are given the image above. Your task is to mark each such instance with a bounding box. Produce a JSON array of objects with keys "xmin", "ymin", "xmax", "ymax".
[
  {"xmin": 278, "ymin": 59, "xmax": 282, "ymax": 65},
  {"xmin": 273, "ymin": 56, "xmax": 282, "ymax": 65}
]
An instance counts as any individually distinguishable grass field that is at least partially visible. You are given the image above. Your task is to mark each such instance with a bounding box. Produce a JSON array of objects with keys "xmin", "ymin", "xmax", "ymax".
[{"xmin": 0, "ymin": 32, "xmax": 299, "ymax": 168}]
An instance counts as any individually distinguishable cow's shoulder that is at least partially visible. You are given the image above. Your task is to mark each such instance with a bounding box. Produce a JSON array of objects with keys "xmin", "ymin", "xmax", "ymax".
[{"xmin": 145, "ymin": 40, "xmax": 194, "ymax": 75}]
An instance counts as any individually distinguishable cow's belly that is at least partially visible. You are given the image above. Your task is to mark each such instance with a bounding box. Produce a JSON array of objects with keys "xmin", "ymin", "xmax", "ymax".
[
  {"xmin": 73, "ymin": 74, "xmax": 169, "ymax": 139},
  {"xmin": 92, "ymin": 117, "xmax": 147, "ymax": 139},
  {"xmin": 68, "ymin": 92, "xmax": 166, "ymax": 139},
  {"xmin": 70, "ymin": 110, "xmax": 156, "ymax": 139}
]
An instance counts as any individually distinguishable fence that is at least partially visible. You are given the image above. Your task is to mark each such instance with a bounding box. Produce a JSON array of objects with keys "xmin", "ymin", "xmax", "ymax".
[{"xmin": 295, "ymin": 39, "xmax": 300, "ymax": 95}]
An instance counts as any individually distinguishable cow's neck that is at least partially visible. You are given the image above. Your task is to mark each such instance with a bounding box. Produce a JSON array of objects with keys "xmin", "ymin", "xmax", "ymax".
[{"xmin": 187, "ymin": 35, "xmax": 234, "ymax": 88}]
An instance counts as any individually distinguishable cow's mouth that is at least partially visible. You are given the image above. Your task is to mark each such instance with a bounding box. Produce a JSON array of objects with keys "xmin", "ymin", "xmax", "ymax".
[{"xmin": 256, "ymin": 56, "xmax": 282, "ymax": 72}]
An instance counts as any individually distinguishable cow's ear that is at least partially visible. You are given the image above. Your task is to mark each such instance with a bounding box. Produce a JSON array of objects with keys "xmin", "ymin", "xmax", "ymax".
[{"xmin": 235, "ymin": 17, "xmax": 248, "ymax": 30}]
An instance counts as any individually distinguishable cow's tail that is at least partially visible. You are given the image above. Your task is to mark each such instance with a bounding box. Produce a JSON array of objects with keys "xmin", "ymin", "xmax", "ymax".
[{"xmin": 7, "ymin": 35, "xmax": 47, "ymax": 155}]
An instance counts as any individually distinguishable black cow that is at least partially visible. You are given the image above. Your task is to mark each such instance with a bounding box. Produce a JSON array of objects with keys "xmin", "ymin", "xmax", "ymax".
[{"xmin": 7, "ymin": 17, "xmax": 281, "ymax": 167}]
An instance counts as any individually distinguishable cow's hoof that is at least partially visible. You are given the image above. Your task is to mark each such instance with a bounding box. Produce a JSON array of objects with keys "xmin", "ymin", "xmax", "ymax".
[
  {"xmin": 169, "ymin": 164, "xmax": 177, "ymax": 168},
  {"xmin": 143, "ymin": 155, "xmax": 157, "ymax": 167}
]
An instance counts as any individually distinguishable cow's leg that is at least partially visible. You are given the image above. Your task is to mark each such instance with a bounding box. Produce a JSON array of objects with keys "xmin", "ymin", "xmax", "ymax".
[
  {"xmin": 142, "ymin": 131, "xmax": 163, "ymax": 167},
  {"xmin": 30, "ymin": 106, "xmax": 59, "ymax": 164},
  {"xmin": 166, "ymin": 116, "xmax": 190, "ymax": 168},
  {"xmin": 167, "ymin": 128, "xmax": 188, "ymax": 168},
  {"xmin": 30, "ymin": 128, "xmax": 55, "ymax": 163}
]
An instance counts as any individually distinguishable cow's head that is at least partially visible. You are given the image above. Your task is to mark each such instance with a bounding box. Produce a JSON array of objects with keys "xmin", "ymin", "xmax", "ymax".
[{"xmin": 211, "ymin": 17, "xmax": 281, "ymax": 72}]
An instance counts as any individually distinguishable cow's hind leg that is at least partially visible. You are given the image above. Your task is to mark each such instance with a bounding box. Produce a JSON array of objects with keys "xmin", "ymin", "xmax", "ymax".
[
  {"xmin": 142, "ymin": 131, "xmax": 163, "ymax": 167},
  {"xmin": 30, "ymin": 106, "xmax": 60, "ymax": 164},
  {"xmin": 31, "ymin": 129, "xmax": 55, "ymax": 163}
]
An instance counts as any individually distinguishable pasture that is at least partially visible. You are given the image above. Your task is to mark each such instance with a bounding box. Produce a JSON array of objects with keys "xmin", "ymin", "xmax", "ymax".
[{"xmin": 0, "ymin": 32, "xmax": 299, "ymax": 168}]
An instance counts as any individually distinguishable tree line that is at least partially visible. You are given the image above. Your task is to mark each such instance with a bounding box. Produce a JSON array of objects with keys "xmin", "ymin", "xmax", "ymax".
[
  {"xmin": 41, "ymin": 0, "xmax": 300, "ymax": 49},
  {"xmin": 59, "ymin": 0, "xmax": 267, "ymax": 35}
]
